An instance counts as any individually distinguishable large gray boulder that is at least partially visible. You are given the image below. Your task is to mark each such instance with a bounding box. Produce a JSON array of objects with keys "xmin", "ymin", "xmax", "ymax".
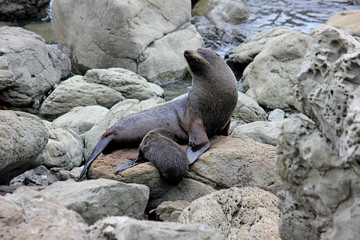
[
  {"xmin": 52, "ymin": 105, "xmax": 109, "ymax": 139},
  {"xmin": 84, "ymin": 68, "xmax": 164, "ymax": 100},
  {"xmin": 226, "ymin": 27, "xmax": 294, "ymax": 75},
  {"xmin": 37, "ymin": 121, "xmax": 84, "ymax": 170},
  {"xmin": 178, "ymin": 187, "xmax": 281, "ymax": 240},
  {"xmin": 41, "ymin": 179, "xmax": 150, "ymax": 225},
  {"xmin": 39, "ymin": 75, "xmax": 124, "ymax": 119},
  {"xmin": 40, "ymin": 67, "xmax": 165, "ymax": 119},
  {"xmin": 232, "ymin": 91, "xmax": 267, "ymax": 124},
  {"xmin": 277, "ymin": 25, "xmax": 360, "ymax": 240},
  {"xmin": 0, "ymin": 111, "xmax": 48, "ymax": 185},
  {"xmin": 295, "ymin": 25, "xmax": 360, "ymax": 148},
  {"xmin": 240, "ymin": 28, "xmax": 311, "ymax": 109},
  {"xmin": 231, "ymin": 120, "xmax": 284, "ymax": 146},
  {"xmin": 51, "ymin": 0, "xmax": 203, "ymax": 84},
  {"xmin": 0, "ymin": 26, "xmax": 71, "ymax": 109}
]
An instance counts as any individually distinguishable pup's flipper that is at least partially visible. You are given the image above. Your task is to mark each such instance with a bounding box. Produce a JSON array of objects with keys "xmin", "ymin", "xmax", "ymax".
[{"xmin": 114, "ymin": 158, "xmax": 139, "ymax": 173}]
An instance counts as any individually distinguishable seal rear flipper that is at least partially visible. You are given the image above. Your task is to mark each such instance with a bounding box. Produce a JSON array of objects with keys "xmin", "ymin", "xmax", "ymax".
[
  {"xmin": 76, "ymin": 137, "xmax": 113, "ymax": 181},
  {"xmin": 187, "ymin": 142, "xmax": 210, "ymax": 164}
]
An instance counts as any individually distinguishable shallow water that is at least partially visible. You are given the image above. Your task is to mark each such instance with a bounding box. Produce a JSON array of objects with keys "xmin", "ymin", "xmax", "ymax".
[{"xmin": 237, "ymin": 0, "xmax": 359, "ymax": 37}]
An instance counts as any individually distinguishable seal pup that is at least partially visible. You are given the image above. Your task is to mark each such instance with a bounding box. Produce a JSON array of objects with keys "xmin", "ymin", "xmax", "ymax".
[
  {"xmin": 115, "ymin": 128, "xmax": 188, "ymax": 185},
  {"xmin": 77, "ymin": 48, "xmax": 238, "ymax": 181}
]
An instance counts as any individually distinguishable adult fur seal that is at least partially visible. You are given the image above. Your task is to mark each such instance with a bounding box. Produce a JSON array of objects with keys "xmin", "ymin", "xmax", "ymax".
[
  {"xmin": 115, "ymin": 128, "xmax": 188, "ymax": 185},
  {"xmin": 77, "ymin": 48, "xmax": 238, "ymax": 180}
]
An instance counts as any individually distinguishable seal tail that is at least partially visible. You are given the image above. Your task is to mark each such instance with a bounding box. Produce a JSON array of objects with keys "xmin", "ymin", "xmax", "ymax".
[{"xmin": 76, "ymin": 137, "xmax": 113, "ymax": 181}]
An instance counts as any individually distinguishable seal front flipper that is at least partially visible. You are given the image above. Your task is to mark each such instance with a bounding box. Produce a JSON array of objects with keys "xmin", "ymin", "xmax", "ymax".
[
  {"xmin": 76, "ymin": 136, "xmax": 113, "ymax": 181},
  {"xmin": 187, "ymin": 118, "xmax": 210, "ymax": 164},
  {"xmin": 187, "ymin": 142, "xmax": 210, "ymax": 164}
]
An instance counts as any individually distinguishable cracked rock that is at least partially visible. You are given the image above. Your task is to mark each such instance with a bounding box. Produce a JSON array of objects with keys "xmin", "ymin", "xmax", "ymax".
[
  {"xmin": 39, "ymin": 75, "xmax": 124, "ymax": 120},
  {"xmin": 0, "ymin": 26, "xmax": 71, "ymax": 109},
  {"xmin": 236, "ymin": 27, "xmax": 311, "ymax": 109},
  {"xmin": 277, "ymin": 25, "xmax": 360, "ymax": 240},
  {"xmin": 178, "ymin": 187, "xmax": 281, "ymax": 240}
]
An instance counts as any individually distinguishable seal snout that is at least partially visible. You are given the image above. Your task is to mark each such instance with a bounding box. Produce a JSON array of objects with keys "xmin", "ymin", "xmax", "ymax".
[{"xmin": 184, "ymin": 50, "xmax": 191, "ymax": 58}]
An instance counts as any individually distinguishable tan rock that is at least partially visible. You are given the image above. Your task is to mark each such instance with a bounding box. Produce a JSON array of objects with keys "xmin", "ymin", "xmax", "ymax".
[
  {"xmin": 1, "ymin": 187, "xmax": 88, "ymax": 240},
  {"xmin": 326, "ymin": 10, "xmax": 360, "ymax": 36},
  {"xmin": 188, "ymin": 135, "xmax": 281, "ymax": 194},
  {"xmin": 88, "ymin": 135, "xmax": 280, "ymax": 203},
  {"xmin": 178, "ymin": 187, "xmax": 281, "ymax": 240},
  {"xmin": 88, "ymin": 147, "xmax": 174, "ymax": 198}
]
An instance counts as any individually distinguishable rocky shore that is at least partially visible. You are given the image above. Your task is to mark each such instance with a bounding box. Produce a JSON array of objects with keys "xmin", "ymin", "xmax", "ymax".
[{"xmin": 1, "ymin": 0, "xmax": 360, "ymax": 240}]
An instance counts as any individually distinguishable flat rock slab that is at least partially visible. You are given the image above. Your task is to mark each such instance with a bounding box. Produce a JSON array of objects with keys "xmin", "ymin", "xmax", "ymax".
[
  {"xmin": 89, "ymin": 216, "xmax": 224, "ymax": 240},
  {"xmin": 41, "ymin": 178, "xmax": 149, "ymax": 225}
]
